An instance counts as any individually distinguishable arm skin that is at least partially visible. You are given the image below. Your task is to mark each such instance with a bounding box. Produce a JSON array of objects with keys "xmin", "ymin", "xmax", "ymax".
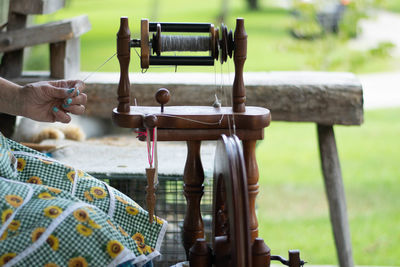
[{"xmin": 0, "ymin": 77, "xmax": 86, "ymax": 123}]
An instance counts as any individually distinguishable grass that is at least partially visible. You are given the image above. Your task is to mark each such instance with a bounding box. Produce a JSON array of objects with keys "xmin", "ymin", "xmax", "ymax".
[
  {"xmin": 25, "ymin": 0, "xmax": 400, "ymax": 73},
  {"xmin": 256, "ymin": 108, "xmax": 400, "ymax": 265},
  {"xmin": 384, "ymin": 0, "xmax": 400, "ymax": 13}
]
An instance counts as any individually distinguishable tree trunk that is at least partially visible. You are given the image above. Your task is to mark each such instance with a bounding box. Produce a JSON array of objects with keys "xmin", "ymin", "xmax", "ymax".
[{"xmin": 248, "ymin": 0, "xmax": 258, "ymax": 10}]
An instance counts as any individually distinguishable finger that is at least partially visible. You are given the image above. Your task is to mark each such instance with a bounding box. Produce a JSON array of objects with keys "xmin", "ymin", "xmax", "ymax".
[
  {"xmin": 62, "ymin": 105, "xmax": 85, "ymax": 116},
  {"xmin": 63, "ymin": 93, "xmax": 87, "ymax": 107},
  {"xmin": 48, "ymin": 80, "xmax": 69, "ymax": 88},
  {"xmin": 48, "ymin": 80, "xmax": 85, "ymax": 97},
  {"xmin": 73, "ymin": 80, "xmax": 85, "ymax": 92},
  {"xmin": 46, "ymin": 85, "xmax": 73, "ymax": 99},
  {"xmin": 49, "ymin": 79, "xmax": 82, "ymax": 89},
  {"xmin": 70, "ymin": 81, "xmax": 85, "ymax": 97},
  {"xmin": 64, "ymin": 80, "xmax": 85, "ymax": 95},
  {"xmin": 52, "ymin": 106, "xmax": 71, "ymax": 123}
]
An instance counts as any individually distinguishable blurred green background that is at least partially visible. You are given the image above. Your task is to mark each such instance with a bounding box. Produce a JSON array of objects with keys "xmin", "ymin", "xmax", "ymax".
[
  {"xmin": 24, "ymin": 0, "xmax": 400, "ymax": 265},
  {"xmin": 28, "ymin": 0, "xmax": 400, "ymax": 73}
]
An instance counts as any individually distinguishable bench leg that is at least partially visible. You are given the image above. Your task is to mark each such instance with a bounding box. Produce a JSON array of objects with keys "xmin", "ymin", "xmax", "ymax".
[{"xmin": 317, "ymin": 124, "xmax": 354, "ymax": 267}]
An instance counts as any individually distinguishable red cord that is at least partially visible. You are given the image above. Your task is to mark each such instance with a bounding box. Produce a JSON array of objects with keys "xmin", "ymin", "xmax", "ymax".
[{"xmin": 135, "ymin": 129, "xmax": 155, "ymax": 167}]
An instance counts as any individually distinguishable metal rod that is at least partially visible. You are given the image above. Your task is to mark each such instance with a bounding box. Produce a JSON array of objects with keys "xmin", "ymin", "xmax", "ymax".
[
  {"xmin": 149, "ymin": 22, "xmax": 211, "ymax": 32},
  {"xmin": 149, "ymin": 56, "xmax": 214, "ymax": 66}
]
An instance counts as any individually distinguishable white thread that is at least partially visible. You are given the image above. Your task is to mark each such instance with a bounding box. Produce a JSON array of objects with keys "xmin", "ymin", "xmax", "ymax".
[
  {"xmin": 160, "ymin": 113, "xmax": 224, "ymax": 126},
  {"xmin": 227, "ymin": 60, "xmax": 237, "ymax": 135},
  {"xmin": 154, "ymin": 127, "xmax": 158, "ymax": 186},
  {"xmin": 220, "ymin": 62, "xmax": 232, "ymax": 136},
  {"xmin": 82, "ymin": 53, "xmax": 116, "ymax": 82}
]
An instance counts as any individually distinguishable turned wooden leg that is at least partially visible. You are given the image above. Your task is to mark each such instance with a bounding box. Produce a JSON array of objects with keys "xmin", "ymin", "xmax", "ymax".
[
  {"xmin": 242, "ymin": 139, "xmax": 259, "ymax": 242},
  {"xmin": 183, "ymin": 140, "xmax": 205, "ymax": 258},
  {"xmin": 317, "ymin": 124, "xmax": 354, "ymax": 267}
]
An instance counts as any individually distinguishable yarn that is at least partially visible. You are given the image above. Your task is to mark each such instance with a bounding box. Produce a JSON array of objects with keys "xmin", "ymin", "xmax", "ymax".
[{"xmin": 160, "ymin": 35, "xmax": 210, "ymax": 52}]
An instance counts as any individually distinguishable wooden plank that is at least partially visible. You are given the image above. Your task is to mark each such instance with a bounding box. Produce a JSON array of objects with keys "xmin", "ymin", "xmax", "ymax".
[
  {"xmin": 0, "ymin": 1, "xmax": 27, "ymax": 78},
  {"xmin": 10, "ymin": 0, "xmax": 65, "ymax": 15},
  {"xmin": 0, "ymin": 15, "xmax": 91, "ymax": 53},
  {"xmin": 11, "ymin": 71, "xmax": 364, "ymax": 125},
  {"xmin": 50, "ymin": 37, "xmax": 80, "ymax": 79},
  {"xmin": 317, "ymin": 124, "xmax": 354, "ymax": 267}
]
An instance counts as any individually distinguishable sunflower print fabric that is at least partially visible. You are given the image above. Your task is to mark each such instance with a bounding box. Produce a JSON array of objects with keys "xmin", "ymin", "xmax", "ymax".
[{"xmin": 0, "ymin": 133, "xmax": 167, "ymax": 266}]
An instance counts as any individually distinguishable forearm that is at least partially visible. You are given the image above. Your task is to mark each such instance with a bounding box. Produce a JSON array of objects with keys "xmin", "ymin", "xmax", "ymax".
[{"xmin": 0, "ymin": 77, "xmax": 23, "ymax": 116}]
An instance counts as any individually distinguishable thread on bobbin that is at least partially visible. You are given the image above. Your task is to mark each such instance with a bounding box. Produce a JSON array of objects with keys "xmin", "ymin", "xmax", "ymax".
[{"xmin": 161, "ymin": 35, "xmax": 211, "ymax": 52}]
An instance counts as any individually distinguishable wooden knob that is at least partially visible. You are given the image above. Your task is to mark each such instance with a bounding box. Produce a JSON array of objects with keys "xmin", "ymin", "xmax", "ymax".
[
  {"xmin": 155, "ymin": 88, "xmax": 170, "ymax": 112},
  {"xmin": 143, "ymin": 114, "xmax": 158, "ymax": 128}
]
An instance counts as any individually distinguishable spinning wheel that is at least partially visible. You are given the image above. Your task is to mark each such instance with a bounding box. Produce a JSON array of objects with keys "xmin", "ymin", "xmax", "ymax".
[
  {"xmin": 112, "ymin": 16, "xmax": 306, "ymax": 266},
  {"xmin": 212, "ymin": 134, "xmax": 252, "ymax": 266}
]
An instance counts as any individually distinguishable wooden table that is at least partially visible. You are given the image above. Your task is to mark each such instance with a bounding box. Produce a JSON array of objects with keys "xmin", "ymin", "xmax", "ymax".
[{"xmin": 13, "ymin": 71, "xmax": 363, "ymax": 267}]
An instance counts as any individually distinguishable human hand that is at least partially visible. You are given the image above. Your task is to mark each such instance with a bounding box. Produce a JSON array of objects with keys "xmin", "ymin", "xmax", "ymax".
[{"xmin": 19, "ymin": 80, "xmax": 86, "ymax": 123}]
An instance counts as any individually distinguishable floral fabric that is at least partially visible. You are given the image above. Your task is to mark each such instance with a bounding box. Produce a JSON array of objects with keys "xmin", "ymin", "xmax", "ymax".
[{"xmin": 0, "ymin": 133, "xmax": 167, "ymax": 266}]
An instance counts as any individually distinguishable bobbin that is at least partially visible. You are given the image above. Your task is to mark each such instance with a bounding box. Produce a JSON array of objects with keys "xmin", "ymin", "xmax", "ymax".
[{"xmin": 131, "ymin": 18, "xmax": 235, "ymax": 68}]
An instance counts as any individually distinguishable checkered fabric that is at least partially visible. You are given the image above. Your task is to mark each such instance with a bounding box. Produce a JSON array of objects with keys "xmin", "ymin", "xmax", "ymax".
[{"xmin": 0, "ymin": 133, "xmax": 167, "ymax": 266}]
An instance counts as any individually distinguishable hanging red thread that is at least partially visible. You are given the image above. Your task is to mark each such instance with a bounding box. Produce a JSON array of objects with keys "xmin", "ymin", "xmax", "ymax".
[{"xmin": 134, "ymin": 129, "xmax": 155, "ymax": 166}]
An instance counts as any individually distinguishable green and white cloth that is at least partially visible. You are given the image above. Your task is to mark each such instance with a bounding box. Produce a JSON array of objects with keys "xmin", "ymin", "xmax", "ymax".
[{"xmin": 0, "ymin": 133, "xmax": 167, "ymax": 267}]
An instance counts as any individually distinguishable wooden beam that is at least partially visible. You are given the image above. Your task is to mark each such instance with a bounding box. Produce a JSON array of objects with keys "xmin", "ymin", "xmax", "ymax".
[
  {"xmin": 0, "ymin": 15, "xmax": 91, "ymax": 53},
  {"xmin": 11, "ymin": 71, "xmax": 364, "ymax": 126},
  {"xmin": 10, "ymin": 0, "xmax": 65, "ymax": 15}
]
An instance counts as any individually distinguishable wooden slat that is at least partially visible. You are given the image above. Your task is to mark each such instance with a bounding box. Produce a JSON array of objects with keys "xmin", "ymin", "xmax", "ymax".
[
  {"xmin": 50, "ymin": 37, "xmax": 80, "ymax": 79},
  {"xmin": 10, "ymin": 0, "xmax": 65, "ymax": 15},
  {"xmin": 0, "ymin": 15, "xmax": 91, "ymax": 53},
  {"xmin": 11, "ymin": 71, "xmax": 364, "ymax": 125}
]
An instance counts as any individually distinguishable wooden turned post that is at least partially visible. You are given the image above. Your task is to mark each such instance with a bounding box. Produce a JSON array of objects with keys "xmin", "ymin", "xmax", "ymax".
[
  {"xmin": 117, "ymin": 16, "xmax": 131, "ymax": 113},
  {"xmin": 232, "ymin": 18, "xmax": 247, "ymax": 113},
  {"xmin": 288, "ymin": 250, "xmax": 301, "ymax": 267},
  {"xmin": 252, "ymin": 238, "xmax": 271, "ymax": 267},
  {"xmin": 183, "ymin": 141, "xmax": 205, "ymax": 258},
  {"xmin": 189, "ymin": 238, "xmax": 211, "ymax": 267},
  {"xmin": 242, "ymin": 139, "xmax": 259, "ymax": 241}
]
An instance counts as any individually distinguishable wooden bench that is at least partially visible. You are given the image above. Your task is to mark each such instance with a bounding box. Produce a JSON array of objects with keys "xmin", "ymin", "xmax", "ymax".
[
  {"xmin": 0, "ymin": 0, "xmax": 91, "ymax": 79},
  {"xmin": 13, "ymin": 70, "xmax": 363, "ymax": 267},
  {"xmin": 0, "ymin": 0, "xmax": 90, "ymax": 138}
]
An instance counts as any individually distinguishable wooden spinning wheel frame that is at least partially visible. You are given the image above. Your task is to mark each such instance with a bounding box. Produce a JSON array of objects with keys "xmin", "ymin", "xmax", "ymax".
[{"xmin": 112, "ymin": 15, "xmax": 305, "ymax": 267}]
